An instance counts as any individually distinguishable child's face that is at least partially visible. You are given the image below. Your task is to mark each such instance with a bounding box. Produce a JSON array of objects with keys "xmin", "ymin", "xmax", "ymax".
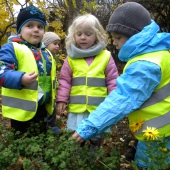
[
  {"xmin": 111, "ymin": 33, "xmax": 129, "ymax": 50},
  {"xmin": 19, "ymin": 21, "xmax": 44, "ymax": 46},
  {"xmin": 47, "ymin": 40, "xmax": 61, "ymax": 55},
  {"xmin": 74, "ymin": 23, "xmax": 97, "ymax": 49}
]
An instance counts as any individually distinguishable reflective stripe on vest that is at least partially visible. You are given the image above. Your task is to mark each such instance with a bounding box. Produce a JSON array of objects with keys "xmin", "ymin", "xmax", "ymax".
[
  {"xmin": 124, "ymin": 51, "xmax": 170, "ymax": 141},
  {"xmin": 2, "ymin": 80, "xmax": 38, "ymax": 111},
  {"xmin": 24, "ymin": 81, "xmax": 38, "ymax": 90},
  {"xmin": 134, "ymin": 82, "xmax": 170, "ymax": 134},
  {"xmin": 72, "ymin": 77, "xmax": 106, "ymax": 87},
  {"xmin": 68, "ymin": 50, "xmax": 110, "ymax": 113},
  {"xmin": 69, "ymin": 96, "xmax": 106, "ymax": 105},
  {"xmin": 2, "ymin": 43, "xmax": 56, "ymax": 121},
  {"xmin": 2, "ymin": 96, "xmax": 36, "ymax": 111}
]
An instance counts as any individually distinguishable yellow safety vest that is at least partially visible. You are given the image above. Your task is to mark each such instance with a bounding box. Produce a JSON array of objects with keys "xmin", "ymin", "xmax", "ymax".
[
  {"xmin": 2, "ymin": 42, "xmax": 56, "ymax": 121},
  {"xmin": 68, "ymin": 50, "xmax": 111, "ymax": 113},
  {"xmin": 123, "ymin": 50, "xmax": 170, "ymax": 141}
]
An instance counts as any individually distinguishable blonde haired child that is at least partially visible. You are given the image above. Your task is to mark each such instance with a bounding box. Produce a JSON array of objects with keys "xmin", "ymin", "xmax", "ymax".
[{"xmin": 57, "ymin": 13, "xmax": 118, "ymax": 148}]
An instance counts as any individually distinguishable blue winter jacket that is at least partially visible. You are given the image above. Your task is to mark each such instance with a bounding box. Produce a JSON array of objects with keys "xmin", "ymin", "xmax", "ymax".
[
  {"xmin": 0, "ymin": 36, "xmax": 52, "ymax": 105},
  {"xmin": 76, "ymin": 20, "xmax": 170, "ymax": 168}
]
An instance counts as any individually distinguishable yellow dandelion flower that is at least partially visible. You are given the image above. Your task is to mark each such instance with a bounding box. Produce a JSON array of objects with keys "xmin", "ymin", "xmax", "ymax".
[
  {"xmin": 143, "ymin": 126, "xmax": 159, "ymax": 140},
  {"xmin": 129, "ymin": 118, "xmax": 144, "ymax": 132}
]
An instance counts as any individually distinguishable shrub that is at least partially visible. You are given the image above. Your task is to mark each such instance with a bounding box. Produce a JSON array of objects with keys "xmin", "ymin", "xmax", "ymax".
[{"xmin": 0, "ymin": 124, "xmax": 121, "ymax": 170}]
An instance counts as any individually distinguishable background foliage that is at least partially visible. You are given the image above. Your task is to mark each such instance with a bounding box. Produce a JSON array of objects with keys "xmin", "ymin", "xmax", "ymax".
[{"xmin": 0, "ymin": 0, "xmax": 169, "ymax": 70}]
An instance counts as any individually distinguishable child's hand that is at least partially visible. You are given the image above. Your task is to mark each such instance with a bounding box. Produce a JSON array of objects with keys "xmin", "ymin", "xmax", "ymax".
[
  {"xmin": 72, "ymin": 132, "xmax": 84, "ymax": 143},
  {"xmin": 57, "ymin": 102, "xmax": 66, "ymax": 115},
  {"xmin": 21, "ymin": 71, "xmax": 38, "ymax": 86}
]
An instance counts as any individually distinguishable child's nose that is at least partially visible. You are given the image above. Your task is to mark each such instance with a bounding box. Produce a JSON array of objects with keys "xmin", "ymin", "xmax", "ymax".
[
  {"xmin": 34, "ymin": 26, "xmax": 39, "ymax": 31},
  {"xmin": 113, "ymin": 40, "xmax": 117, "ymax": 46},
  {"xmin": 80, "ymin": 34, "xmax": 86, "ymax": 39}
]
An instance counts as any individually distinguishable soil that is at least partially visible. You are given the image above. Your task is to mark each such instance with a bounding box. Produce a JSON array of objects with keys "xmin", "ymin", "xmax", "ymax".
[{"xmin": 0, "ymin": 113, "xmax": 11, "ymax": 128}]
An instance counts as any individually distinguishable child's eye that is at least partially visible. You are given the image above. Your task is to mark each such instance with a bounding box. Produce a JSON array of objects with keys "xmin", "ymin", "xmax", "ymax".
[
  {"xmin": 53, "ymin": 43, "xmax": 60, "ymax": 47},
  {"xmin": 27, "ymin": 24, "xmax": 32, "ymax": 28},
  {"xmin": 85, "ymin": 32, "xmax": 92, "ymax": 36},
  {"xmin": 111, "ymin": 33, "xmax": 121, "ymax": 40},
  {"xmin": 76, "ymin": 32, "xmax": 82, "ymax": 36},
  {"xmin": 38, "ymin": 25, "xmax": 43, "ymax": 29},
  {"xmin": 117, "ymin": 37, "xmax": 121, "ymax": 40},
  {"xmin": 114, "ymin": 36, "xmax": 121, "ymax": 40}
]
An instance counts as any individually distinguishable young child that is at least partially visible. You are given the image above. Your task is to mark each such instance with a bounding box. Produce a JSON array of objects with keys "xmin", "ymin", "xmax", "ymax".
[
  {"xmin": 73, "ymin": 2, "xmax": 170, "ymax": 168},
  {"xmin": 0, "ymin": 6, "xmax": 56, "ymax": 135},
  {"xmin": 42, "ymin": 32, "xmax": 62, "ymax": 73},
  {"xmin": 56, "ymin": 14, "xmax": 118, "ymax": 149},
  {"xmin": 42, "ymin": 32, "xmax": 62, "ymax": 133}
]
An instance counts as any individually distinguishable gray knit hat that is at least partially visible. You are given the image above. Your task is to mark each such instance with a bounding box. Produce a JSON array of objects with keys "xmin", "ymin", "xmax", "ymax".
[
  {"xmin": 42, "ymin": 32, "xmax": 61, "ymax": 46},
  {"xmin": 106, "ymin": 2, "xmax": 151, "ymax": 37}
]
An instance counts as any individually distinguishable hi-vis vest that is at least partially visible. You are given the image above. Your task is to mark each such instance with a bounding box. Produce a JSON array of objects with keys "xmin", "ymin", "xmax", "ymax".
[
  {"xmin": 123, "ymin": 50, "xmax": 170, "ymax": 141},
  {"xmin": 68, "ymin": 50, "xmax": 111, "ymax": 113},
  {"xmin": 2, "ymin": 42, "xmax": 56, "ymax": 121}
]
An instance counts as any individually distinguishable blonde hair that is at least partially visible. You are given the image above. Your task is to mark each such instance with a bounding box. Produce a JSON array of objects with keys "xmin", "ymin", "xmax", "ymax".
[{"xmin": 65, "ymin": 14, "xmax": 108, "ymax": 49}]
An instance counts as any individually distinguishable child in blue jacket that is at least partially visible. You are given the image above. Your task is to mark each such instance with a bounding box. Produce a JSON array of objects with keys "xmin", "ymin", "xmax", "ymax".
[{"xmin": 0, "ymin": 6, "xmax": 56, "ymax": 135}]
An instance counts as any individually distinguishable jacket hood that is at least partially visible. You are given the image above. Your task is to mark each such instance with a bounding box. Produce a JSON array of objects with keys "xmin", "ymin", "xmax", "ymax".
[{"xmin": 118, "ymin": 20, "xmax": 170, "ymax": 62}]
